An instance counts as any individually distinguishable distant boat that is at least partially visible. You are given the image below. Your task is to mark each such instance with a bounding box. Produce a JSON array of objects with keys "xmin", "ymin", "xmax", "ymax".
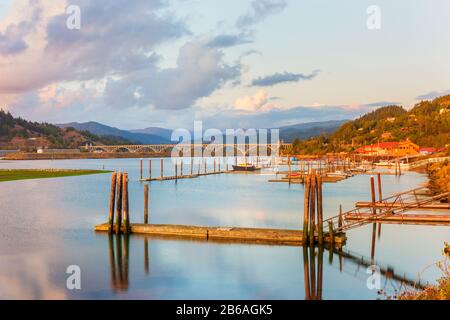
[{"xmin": 232, "ymin": 163, "xmax": 261, "ymax": 172}]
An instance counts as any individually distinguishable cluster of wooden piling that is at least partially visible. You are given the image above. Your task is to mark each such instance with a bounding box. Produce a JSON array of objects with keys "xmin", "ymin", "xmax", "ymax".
[
  {"xmin": 140, "ymin": 158, "xmax": 235, "ymax": 182},
  {"xmin": 302, "ymin": 171, "xmax": 328, "ymax": 246},
  {"xmin": 108, "ymin": 172, "xmax": 130, "ymax": 234}
]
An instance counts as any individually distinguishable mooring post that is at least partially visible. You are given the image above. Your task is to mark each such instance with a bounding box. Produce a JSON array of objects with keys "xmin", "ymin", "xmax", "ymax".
[
  {"xmin": 123, "ymin": 173, "xmax": 129, "ymax": 234},
  {"xmin": 398, "ymin": 159, "xmax": 402, "ymax": 176},
  {"xmin": 338, "ymin": 204, "xmax": 343, "ymax": 228},
  {"xmin": 377, "ymin": 173, "xmax": 382, "ymax": 202},
  {"xmin": 191, "ymin": 158, "xmax": 194, "ymax": 176},
  {"xmin": 144, "ymin": 184, "xmax": 149, "ymax": 224},
  {"xmin": 288, "ymin": 157, "xmax": 292, "ymax": 185},
  {"xmin": 214, "ymin": 158, "xmax": 216, "ymax": 174},
  {"xmin": 161, "ymin": 159, "xmax": 164, "ymax": 179},
  {"xmin": 370, "ymin": 176, "xmax": 376, "ymax": 215},
  {"xmin": 204, "ymin": 159, "xmax": 207, "ymax": 174},
  {"xmin": 218, "ymin": 159, "xmax": 221, "ymax": 173},
  {"xmin": 175, "ymin": 161, "xmax": 178, "ymax": 182},
  {"xmin": 116, "ymin": 172, "xmax": 123, "ymax": 234},
  {"xmin": 140, "ymin": 159, "xmax": 143, "ymax": 180},
  {"xmin": 309, "ymin": 172, "xmax": 316, "ymax": 246},
  {"xmin": 328, "ymin": 221, "xmax": 335, "ymax": 247},
  {"xmin": 317, "ymin": 175, "xmax": 324, "ymax": 245},
  {"xmin": 303, "ymin": 175, "xmax": 311, "ymax": 242},
  {"xmin": 109, "ymin": 172, "xmax": 117, "ymax": 233},
  {"xmin": 149, "ymin": 160, "xmax": 152, "ymax": 180},
  {"xmin": 198, "ymin": 161, "xmax": 201, "ymax": 176}
]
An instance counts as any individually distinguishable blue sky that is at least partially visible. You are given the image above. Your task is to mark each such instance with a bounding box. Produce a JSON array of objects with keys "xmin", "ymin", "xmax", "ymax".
[{"xmin": 0, "ymin": 0, "xmax": 449, "ymax": 130}]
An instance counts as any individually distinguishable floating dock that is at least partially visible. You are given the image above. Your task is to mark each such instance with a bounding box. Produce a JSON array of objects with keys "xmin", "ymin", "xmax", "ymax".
[
  {"xmin": 355, "ymin": 202, "xmax": 450, "ymax": 210},
  {"xmin": 346, "ymin": 213, "xmax": 450, "ymax": 224},
  {"xmin": 95, "ymin": 223, "xmax": 346, "ymax": 247}
]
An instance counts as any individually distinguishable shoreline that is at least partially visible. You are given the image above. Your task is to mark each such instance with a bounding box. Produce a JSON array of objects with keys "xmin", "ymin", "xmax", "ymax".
[
  {"xmin": 2, "ymin": 152, "xmax": 171, "ymax": 161},
  {"xmin": 0, "ymin": 169, "xmax": 112, "ymax": 182}
]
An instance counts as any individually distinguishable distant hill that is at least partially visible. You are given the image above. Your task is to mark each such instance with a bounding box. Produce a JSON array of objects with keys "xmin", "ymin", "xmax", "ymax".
[
  {"xmin": 279, "ymin": 120, "xmax": 347, "ymax": 142},
  {"xmin": 130, "ymin": 127, "xmax": 173, "ymax": 141},
  {"xmin": 57, "ymin": 122, "xmax": 171, "ymax": 144},
  {"xmin": 292, "ymin": 95, "xmax": 450, "ymax": 154},
  {"xmin": 0, "ymin": 110, "xmax": 132, "ymax": 150}
]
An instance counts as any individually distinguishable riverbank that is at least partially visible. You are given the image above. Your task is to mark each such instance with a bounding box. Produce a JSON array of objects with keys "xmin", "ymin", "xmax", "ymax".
[
  {"xmin": 2, "ymin": 152, "xmax": 170, "ymax": 160},
  {"xmin": 0, "ymin": 169, "xmax": 111, "ymax": 182}
]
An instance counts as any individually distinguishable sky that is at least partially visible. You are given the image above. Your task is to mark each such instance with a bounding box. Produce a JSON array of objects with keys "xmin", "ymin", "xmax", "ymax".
[{"xmin": 0, "ymin": 0, "xmax": 449, "ymax": 130}]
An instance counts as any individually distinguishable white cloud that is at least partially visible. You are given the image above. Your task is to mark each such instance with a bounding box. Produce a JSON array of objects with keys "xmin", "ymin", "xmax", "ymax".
[{"xmin": 234, "ymin": 90, "xmax": 277, "ymax": 112}]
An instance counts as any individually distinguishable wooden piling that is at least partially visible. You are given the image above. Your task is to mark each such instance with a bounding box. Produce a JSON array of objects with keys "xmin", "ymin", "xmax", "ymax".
[
  {"xmin": 180, "ymin": 160, "xmax": 183, "ymax": 176},
  {"xmin": 108, "ymin": 172, "xmax": 117, "ymax": 232},
  {"xmin": 123, "ymin": 173, "xmax": 130, "ymax": 234},
  {"xmin": 140, "ymin": 159, "xmax": 143, "ymax": 180},
  {"xmin": 317, "ymin": 175, "xmax": 324, "ymax": 245},
  {"xmin": 161, "ymin": 159, "xmax": 164, "ymax": 179},
  {"xmin": 214, "ymin": 158, "xmax": 216, "ymax": 173},
  {"xmin": 377, "ymin": 173, "xmax": 382, "ymax": 202},
  {"xmin": 338, "ymin": 204, "xmax": 343, "ymax": 228},
  {"xmin": 115, "ymin": 172, "xmax": 123, "ymax": 234},
  {"xmin": 328, "ymin": 221, "xmax": 335, "ymax": 247},
  {"xmin": 370, "ymin": 176, "xmax": 376, "ymax": 215},
  {"xmin": 175, "ymin": 162, "xmax": 178, "ymax": 182},
  {"xmin": 309, "ymin": 173, "xmax": 316, "ymax": 246},
  {"xmin": 149, "ymin": 160, "xmax": 152, "ymax": 180},
  {"xmin": 144, "ymin": 184, "xmax": 149, "ymax": 224},
  {"xmin": 303, "ymin": 175, "xmax": 311, "ymax": 241}
]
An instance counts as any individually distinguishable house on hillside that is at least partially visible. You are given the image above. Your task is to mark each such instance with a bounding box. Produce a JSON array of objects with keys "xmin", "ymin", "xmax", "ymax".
[{"xmin": 355, "ymin": 140, "xmax": 420, "ymax": 156}]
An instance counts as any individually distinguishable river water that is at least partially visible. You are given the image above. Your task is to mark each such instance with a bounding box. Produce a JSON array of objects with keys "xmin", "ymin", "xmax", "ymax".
[{"xmin": 0, "ymin": 158, "xmax": 448, "ymax": 299}]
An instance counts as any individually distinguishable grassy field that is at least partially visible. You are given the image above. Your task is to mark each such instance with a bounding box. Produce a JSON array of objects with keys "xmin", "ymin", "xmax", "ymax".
[{"xmin": 0, "ymin": 169, "xmax": 111, "ymax": 182}]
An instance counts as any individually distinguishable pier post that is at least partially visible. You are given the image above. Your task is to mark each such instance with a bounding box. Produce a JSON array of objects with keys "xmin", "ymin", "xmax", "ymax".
[
  {"xmin": 198, "ymin": 162, "xmax": 201, "ymax": 176},
  {"xmin": 175, "ymin": 162, "xmax": 178, "ymax": 182},
  {"xmin": 303, "ymin": 175, "xmax": 311, "ymax": 242},
  {"xmin": 115, "ymin": 172, "xmax": 123, "ymax": 234},
  {"xmin": 108, "ymin": 172, "xmax": 117, "ymax": 233},
  {"xmin": 214, "ymin": 159, "xmax": 216, "ymax": 174},
  {"xmin": 377, "ymin": 173, "xmax": 382, "ymax": 202},
  {"xmin": 144, "ymin": 184, "xmax": 149, "ymax": 224},
  {"xmin": 140, "ymin": 159, "xmax": 143, "ymax": 180},
  {"xmin": 123, "ymin": 173, "xmax": 130, "ymax": 234},
  {"xmin": 309, "ymin": 172, "xmax": 316, "ymax": 246},
  {"xmin": 328, "ymin": 221, "xmax": 335, "ymax": 247},
  {"xmin": 149, "ymin": 160, "xmax": 152, "ymax": 180},
  {"xmin": 161, "ymin": 159, "xmax": 164, "ymax": 179},
  {"xmin": 370, "ymin": 176, "xmax": 376, "ymax": 215},
  {"xmin": 338, "ymin": 204, "xmax": 343, "ymax": 228},
  {"xmin": 204, "ymin": 159, "xmax": 207, "ymax": 174},
  {"xmin": 191, "ymin": 158, "xmax": 194, "ymax": 176},
  {"xmin": 317, "ymin": 175, "xmax": 324, "ymax": 245}
]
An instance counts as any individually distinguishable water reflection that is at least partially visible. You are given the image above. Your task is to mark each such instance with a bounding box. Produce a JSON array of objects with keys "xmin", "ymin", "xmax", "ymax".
[
  {"xmin": 108, "ymin": 234, "xmax": 129, "ymax": 292},
  {"xmin": 302, "ymin": 245, "xmax": 324, "ymax": 300}
]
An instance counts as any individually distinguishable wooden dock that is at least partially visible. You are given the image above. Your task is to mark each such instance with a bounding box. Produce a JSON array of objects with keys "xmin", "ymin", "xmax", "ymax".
[
  {"xmin": 346, "ymin": 213, "xmax": 450, "ymax": 224},
  {"xmin": 95, "ymin": 223, "xmax": 347, "ymax": 246},
  {"xmin": 140, "ymin": 170, "xmax": 233, "ymax": 182},
  {"xmin": 355, "ymin": 202, "xmax": 450, "ymax": 210}
]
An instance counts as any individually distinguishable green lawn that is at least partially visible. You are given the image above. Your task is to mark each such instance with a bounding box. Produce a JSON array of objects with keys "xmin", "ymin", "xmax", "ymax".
[{"xmin": 0, "ymin": 169, "xmax": 112, "ymax": 182}]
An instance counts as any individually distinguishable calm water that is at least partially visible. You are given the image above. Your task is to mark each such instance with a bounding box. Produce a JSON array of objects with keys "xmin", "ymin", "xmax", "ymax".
[{"xmin": 0, "ymin": 158, "xmax": 448, "ymax": 299}]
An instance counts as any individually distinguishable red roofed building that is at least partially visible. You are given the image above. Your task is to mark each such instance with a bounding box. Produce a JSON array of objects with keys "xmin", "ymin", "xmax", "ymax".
[{"xmin": 356, "ymin": 140, "xmax": 420, "ymax": 156}]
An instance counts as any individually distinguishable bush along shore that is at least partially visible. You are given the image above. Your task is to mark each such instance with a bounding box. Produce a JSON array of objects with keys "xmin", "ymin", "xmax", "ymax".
[
  {"xmin": 0, "ymin": 169, "xmax": 111, "ymax": 182},
  {"xmin": 427, "ymin": 161, "xmax": 450, "ymax": 202},
  {"xmin": 398, "ymin": 243, "xmax": 450, "ymax": 300}
]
